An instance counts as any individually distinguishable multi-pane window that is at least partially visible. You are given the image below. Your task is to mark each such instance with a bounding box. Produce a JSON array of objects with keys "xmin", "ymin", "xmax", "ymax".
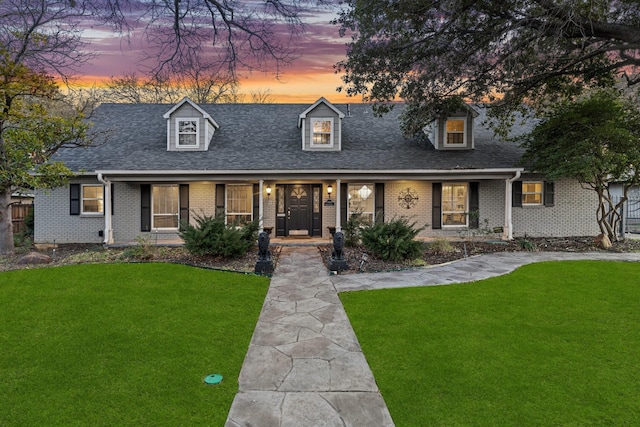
[
  {"xmin": 177, "ymin": 119, "xmax": 198, "ymax": 146},
  {"xmin": 311, "ymin": 118, "xmax": 333, "ymax": 146},
  {"xmin": 82, "ymin": 185, "xmax": 104, "ymax": 214},
  {"xmin": 348, "ymin": 184, "xmax": 374, "ymax": 223},
  {"xmin": 227, "ymin": 184, "xmax": 253, "ymax": 224},
  {"xmin": 522, "ymin": 181, "xmax": 543, "ymax": 205},
  {"xmin": 445, "ymin": 119, "xmax": 465, "ymax": 145},
  {"xmin": 442, "ymin": 183, "xmax": 468, "ymax": 226},
  {"xmin": 152, "ymin": 185, "xmax": 179, "ymax": 229}
]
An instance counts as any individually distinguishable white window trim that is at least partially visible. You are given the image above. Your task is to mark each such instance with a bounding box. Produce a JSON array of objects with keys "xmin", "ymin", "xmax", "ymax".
[
  {"xmin": 522, "ymin": 181, "xmax": 544, "ymax": 206},
  {"xmin": 442, "ymin": 182, "xmax": 469, "ymax": 228},
  {"xmin": 347, "ymin": 183, "xmax": 375, "ymax": 223},
  {"xmin": 444, "ymin": 118, "xmax": 467, "ymax": 147},
  {"xmin": 175, "ymin": 118, "xmax": 200, "ymax": 148},
  {"xmin": 152, "ymin": 185, "xmax": 180, "ymax": 230},
  {"xmin": 310, "ymin": 118, "xmax": 334, "ymax": 148},
  {"xmin": 81, "ymin": 184, "xmax": 104, "ymax": 216},
  {"xmin": 226, "ymin": 184, "xmax": 253, "ymax": 224}
]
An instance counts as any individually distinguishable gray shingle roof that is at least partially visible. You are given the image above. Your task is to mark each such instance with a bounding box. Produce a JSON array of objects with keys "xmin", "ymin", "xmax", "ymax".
[{"xmin": 53, "ymin": 102, "xmax": 526, "ymax": 174}]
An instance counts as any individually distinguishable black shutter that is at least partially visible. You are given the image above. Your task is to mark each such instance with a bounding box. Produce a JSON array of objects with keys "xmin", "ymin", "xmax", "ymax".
[
  {"xmin": 215, "ymin": 183, "xmax": 225, "ymax": 217},
  {"xmin": 70, "ymin": 183, "xmax": 80, "ymax": 215},
  {"xmin": 340, "ymin": 182, "xmax": 348, "ymax": 227},
  {"xmin": 432, "ymin": 183, "xmax": 442, "ymax": 229},
  {"xmin": 375, "ymin": 183, "xmax": 385, "ymax": 224},
  {"xmin": 469, "ymin": 182, "xmax": 479, "ymax": 229},
  {"xmin": 253, "ymin": 183, "xmax": 260, "ymax": 222},
  {"xmin": 544, "ymin": 181, "xmax": 555, "ymax": 207},
  {"xmin": 110, "ymin": 183, "xmax": 115, "ymax": 215},
  {"xmin": 512, "ymin": 181, "xmax": 523, "ymax": 207},
  {"xmin": 179, "ymin": 184, "xmax": 189, "ymax": 224},
  {"xmin": 141, "ymin": 184, "xmax": 151, "ymax": 232}
]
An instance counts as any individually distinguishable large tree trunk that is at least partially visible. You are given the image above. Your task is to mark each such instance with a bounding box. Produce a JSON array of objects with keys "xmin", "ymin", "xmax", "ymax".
[
  {"xmin": 0, "ymin": 186, "xmax": 15, "ymax": 255},
  {"xmin": 596, "ymin": 187, "xmax": 623, "ymax": 243}
]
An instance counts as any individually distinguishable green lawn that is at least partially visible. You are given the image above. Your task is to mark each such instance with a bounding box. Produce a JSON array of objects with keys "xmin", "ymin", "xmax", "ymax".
[
  {"xmin": 0, "ymin": 264, "xmax": 269, "ymax": 426},
  {"xmin": 340, "ymin": 261, "xmax": 640, "ymax": 426}
]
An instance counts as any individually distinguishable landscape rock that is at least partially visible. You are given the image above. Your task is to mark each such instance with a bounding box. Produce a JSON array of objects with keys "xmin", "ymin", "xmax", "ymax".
[{"xmin": 16, "ymin": 251, "xmax": 52, "ymax": 265}]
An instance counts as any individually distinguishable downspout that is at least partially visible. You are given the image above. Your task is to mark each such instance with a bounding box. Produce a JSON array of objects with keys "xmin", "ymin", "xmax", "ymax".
[
  {"xmin": 503, "ymin": 170, "xmax": 521, "ymax": 241},
  {"xmin": 97, "ymin": 173, "xmax": 114, "ymax": 245}
]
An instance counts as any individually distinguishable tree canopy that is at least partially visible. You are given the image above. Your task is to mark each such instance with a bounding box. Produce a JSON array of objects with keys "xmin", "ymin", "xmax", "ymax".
[
  {"xmin": 0, "ymin": 0, "xmax": 317, "ymax": 254},
  {"xmin": 336, "ymin": 0, "xmax": 640, "ymax": 135},
  {"xmin": 520, "ymin": 89, "xmax": 640, "ymax": 240}
]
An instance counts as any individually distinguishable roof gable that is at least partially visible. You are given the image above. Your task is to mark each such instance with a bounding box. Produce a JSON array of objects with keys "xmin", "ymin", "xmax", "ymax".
[
  {"xmin": 163, "ymin": 97, "xmax": 220, "ymax": 129},
  {"xmin": 298, "ymin": 97, "xmax": 345, "ymax": 128}
]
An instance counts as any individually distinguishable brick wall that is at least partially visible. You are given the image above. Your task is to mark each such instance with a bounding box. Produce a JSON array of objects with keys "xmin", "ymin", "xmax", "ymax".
[
  {"xmin": 34, "ymin": 177, "xmax": 105, "ymax": 244},
  {"xmin": 512, "ymin": 177, "xmax": 599, "ymax": 237}
]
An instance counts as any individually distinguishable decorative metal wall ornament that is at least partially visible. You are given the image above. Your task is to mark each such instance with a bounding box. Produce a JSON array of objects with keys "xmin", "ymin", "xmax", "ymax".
[{"xmin": 398, "ymin": 187, "xmax": 419, "ymax": 209}]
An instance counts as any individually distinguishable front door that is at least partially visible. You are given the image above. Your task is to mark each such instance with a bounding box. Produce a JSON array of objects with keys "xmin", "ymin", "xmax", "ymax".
[{"xmin": 287, "ymin": 184, "xmax": 310, "ymax": 236}]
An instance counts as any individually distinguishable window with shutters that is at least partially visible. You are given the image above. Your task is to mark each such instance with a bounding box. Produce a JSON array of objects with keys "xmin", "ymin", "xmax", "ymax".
[
  {"xmin": 226, "ymin": 184, "xmax": 253, "ymax": 224},
  {"xmin": 152, "ymin": 185, "xmax": 179, "ymax": 229},
  {"xmin": 81, "ymin": 185, "xmax": 104, "ymax": 215},
  {"xmin": 442, "ymin": 183, "xmax": 468, "ymax": 227},
  {"xmin": 522, "ymin": 181, "xmax": 543, "ymax": 205},
  {"xmin": 347, "ymin": 184, "xmax": 374, "ymax": 223}
]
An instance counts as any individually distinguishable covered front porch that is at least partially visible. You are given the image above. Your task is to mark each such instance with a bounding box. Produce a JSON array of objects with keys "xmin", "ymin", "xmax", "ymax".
[{"xmin": 94, "ymin": 168, "xmax": 524, "ymax": 246}]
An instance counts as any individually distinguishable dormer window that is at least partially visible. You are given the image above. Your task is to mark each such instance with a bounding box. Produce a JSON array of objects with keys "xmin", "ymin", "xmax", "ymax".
[
  {"xmin": 299, "ymin": 98, "xmax": 344, "ymax": 151},
  {"xmin": 445, "ymin": 119, "xmax": 466, "ymax": 146},
  {"xmin": 177, "ymin": 119, "xmax": 199, "ymax": 147},
  {"xmin": 163, "ymin": 97, "xmax": 219, "ymax": 152},
  {"xmin": 311, "ymin": 118, "xmax": 334, "ymax": 147}
]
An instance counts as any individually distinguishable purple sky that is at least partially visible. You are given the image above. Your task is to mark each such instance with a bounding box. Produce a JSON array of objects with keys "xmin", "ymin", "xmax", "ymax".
[{"xmin": 76, "ymin": 6, "xmax": 352, "ymax": 103}]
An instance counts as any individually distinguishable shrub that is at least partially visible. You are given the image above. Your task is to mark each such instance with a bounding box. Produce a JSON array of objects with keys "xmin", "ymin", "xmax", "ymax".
[
  {"xmin": 429, "ymin": 238, "xmax": 454, "ymax": 253},
  {"xmin": 122, "ymin": 235, "xmax": 156, "ymax": 260},
  {"xmin": 360, "ymin": 217, "xmax": 425, "ymax": 261},
  {"xmin": 343, "ymin": 210, "xmax": 369, "ymax": 247},
  {"xmin": 179, "ymin": 214, "xmax": 258, "ymax": 259},
  {"xmin": 517, "ymin": 238, "xmax": 537, "ymax": 251},
  {"xmin": 22, "ymin": 208, "xmax": 34, "ymax": 237}
]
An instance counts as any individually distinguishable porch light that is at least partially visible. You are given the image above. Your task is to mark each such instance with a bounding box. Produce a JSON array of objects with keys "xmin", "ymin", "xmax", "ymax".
[
  {"xmin": 358, "ymin": 185, "xmax": 372, "ymax": 200},
  {"xmin": 266, "ymin": 185, "xmax": 272, "ymax": 199},
  {"xmin": 327, "ymin": 184, "xmax": 333, "ymax": 202}
]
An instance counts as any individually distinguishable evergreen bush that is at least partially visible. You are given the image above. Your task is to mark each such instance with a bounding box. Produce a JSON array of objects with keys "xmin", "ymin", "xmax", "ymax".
[
  {"xmin": 360, "ymin": 217, "xmax": 425, "ymax": 261},
  {"xmin": 343, "ymin": 210, "xmax": 369, "ymax": 247},
  {"xmin": 179, "ymin": 214, "xmax": 258, "ymax": 259}
]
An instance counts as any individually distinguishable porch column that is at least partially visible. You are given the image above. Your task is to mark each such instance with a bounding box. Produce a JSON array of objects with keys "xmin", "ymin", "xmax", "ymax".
[
  {"xmin": 503, "ymin": 170, "xmax": 521, "ymax": 240},
  {"xmin": 97, "ymin": 173, "xmax": 114, "ymax": 245},
  {"xmin": 335, "ymin": 179, "xmax": 341, "ymax": 232},
  {"xmin": 258, "ymin": 179, "xmax": 264, "ymax": 232}
]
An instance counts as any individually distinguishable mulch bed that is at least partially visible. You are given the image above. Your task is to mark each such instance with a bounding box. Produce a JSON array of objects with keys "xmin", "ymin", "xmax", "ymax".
[
  {"xmin": 2, "ymin": 237, "xmax": 639, "ymax": 274},
  {"xmin": 318, "ymin": 237, "xmax": 640, "ymax": 274}
]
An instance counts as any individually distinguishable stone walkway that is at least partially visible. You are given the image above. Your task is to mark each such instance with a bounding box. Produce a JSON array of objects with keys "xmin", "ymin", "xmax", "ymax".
[
  {"xmin": 331, "ymin": 251, "xmax": 640, "ymax": 292},
  {"xmin": 226, "ymin": 248, "xmax": 640, "ymax": 426},
  {"xmin": 226, "ymin": 246, "xmax": 394, "ymax": 427}
]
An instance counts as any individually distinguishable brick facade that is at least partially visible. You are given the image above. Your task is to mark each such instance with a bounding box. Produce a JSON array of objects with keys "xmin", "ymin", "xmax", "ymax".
[{"xmin": 35, "ymin": 177, "xmax": 600, "ymax": 244}]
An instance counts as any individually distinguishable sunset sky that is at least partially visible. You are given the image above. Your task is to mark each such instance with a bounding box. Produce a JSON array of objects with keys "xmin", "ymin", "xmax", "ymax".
[{"xmin": 76, "ymin": 7, "xmax": 354, "ymax": 104}]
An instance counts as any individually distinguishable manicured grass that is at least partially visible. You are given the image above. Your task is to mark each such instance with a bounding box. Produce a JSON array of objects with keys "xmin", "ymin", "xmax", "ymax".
[
  {"xmin": 0, "ymin": 264, "xmax": 268, "ymax": 426},
  {"xmin": 340, "ymin": 261, "xmax": 640, "ymax": 426}
]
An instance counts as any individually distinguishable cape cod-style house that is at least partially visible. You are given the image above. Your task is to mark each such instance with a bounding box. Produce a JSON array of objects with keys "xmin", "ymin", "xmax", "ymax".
[{"xmin": 34, "ymin": 97, "xmax": 599, "ymax": 245}]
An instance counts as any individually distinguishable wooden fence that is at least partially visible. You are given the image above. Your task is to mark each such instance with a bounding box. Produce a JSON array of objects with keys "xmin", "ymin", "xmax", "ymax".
[{"xmin": 11, "ymin": 204, "xmax": 33, "ymax": 234}]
